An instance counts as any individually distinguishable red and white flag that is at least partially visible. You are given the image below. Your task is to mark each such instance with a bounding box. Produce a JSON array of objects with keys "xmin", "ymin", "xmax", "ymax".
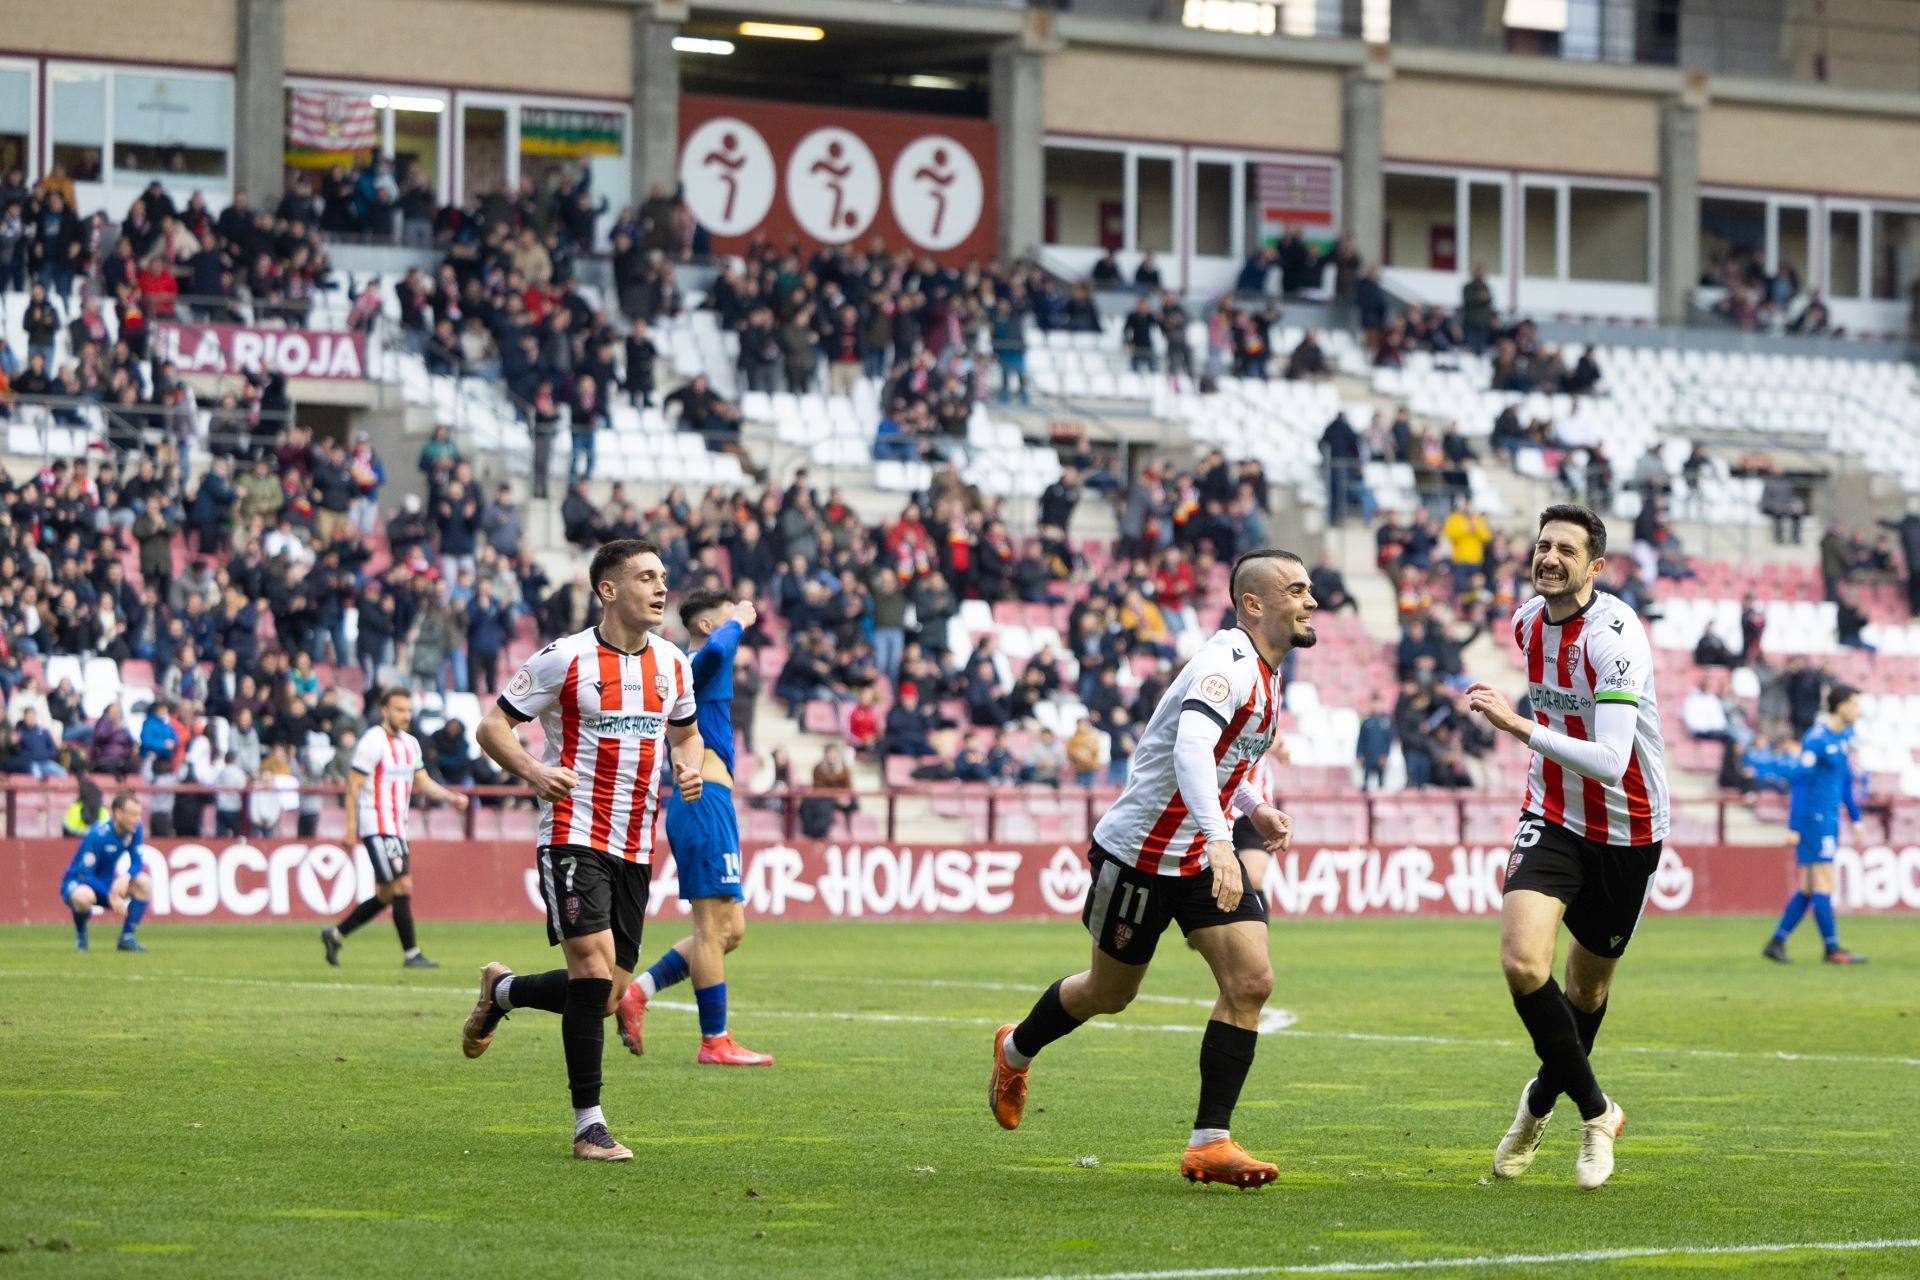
[{"xmin": 288, "ymin": 90, "xmax": 377, "ymax": 151}]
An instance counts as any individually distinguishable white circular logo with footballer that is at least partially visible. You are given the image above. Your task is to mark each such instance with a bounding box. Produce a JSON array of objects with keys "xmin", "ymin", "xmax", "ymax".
[
  {"xmin": 786, "ymin": 127, "xmax": 880, "ymax": 244},
  {"xmin": 679, "ymin": 118, "xmax": 776, "ymax": 237},
  {"xmin": 889, "ymin": 135, "xmax": 983, "ymax": 252}
]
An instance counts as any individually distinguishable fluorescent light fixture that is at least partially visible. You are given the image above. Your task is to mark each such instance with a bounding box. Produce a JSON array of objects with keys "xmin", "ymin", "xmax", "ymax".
[
  {"xmin": 905, "ymin": 74, "xmax": 964, "ymax": 90},
  {"xmin": 1504, "ymin": 0, "xmax": 1569, "ymax": 32},
  {"xmin": 738, "ymin": 21, "xmax": 823, "ymax": 41},
  {"xmin": 1180, "ymin": 0, "xmax": 1277, "ymax": 37},
  {"xmin": 368, "ymin": 94, "xmax": 445, "ymax": 113},
  {"xmin": 673, "ymin": 36, "xmax": 736, "ymax": 55}
]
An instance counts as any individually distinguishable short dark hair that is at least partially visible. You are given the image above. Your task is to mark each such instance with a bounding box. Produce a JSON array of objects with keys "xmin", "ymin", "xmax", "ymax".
[
  {"xmin": 1228, "ymin": 549, "xmax": 1306, "ymax": 606},
  {"xmin": 589, "ymin": 538, "xmax": 662, "ymax": 593},
  {"xmin": 379, "ymin": 686, "xmax": 412, "ymax": 708},
  {"xmin": 678, "ymin": 587, "xmax": 733, "ymax": 633},
  {"xmin": 1536, "ymin": 503, "xmax": 1608, "ymax": 560},
  {"xmin": 1828, "ymin": 683, "xmax": 1860, "ymax": 714},
  {"xmin": 111, "ymin": 790, "xmax": 140, "ymax": 814}
]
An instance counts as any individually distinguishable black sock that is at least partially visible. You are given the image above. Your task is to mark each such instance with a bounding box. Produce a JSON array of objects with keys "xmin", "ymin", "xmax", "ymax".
[
  {"xmin": 390, "ymin": 894, "xmax": 417, "ymax": 951},
  {"xmin": 1194, "ymin": 1019, "xmax": 1260, "ymax": 1133},
  {"xmin": 336, "ymin": 896, "xmax": 388, "ymax": 937},
  {"xmin": 506, "ymin": 969, "xmax": 570, "ymax": 1014},
  {"xmin": 1528, "ymin": 999, "xmax": 1608, "ymax": 1116},
  {"xmin": 1512, "ymin": 979, "xmax": 1606, "ymax": 1121},
  {"xmin": 563, "ymin": 978, "xmax": 613, "ymax": 1110},
  {"xmin": 1011, "ymin": 978, "xmax": 1085, "ymax": 1061}
]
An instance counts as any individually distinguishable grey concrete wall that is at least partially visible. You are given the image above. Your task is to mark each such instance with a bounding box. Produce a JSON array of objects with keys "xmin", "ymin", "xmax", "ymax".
[
  {"xmin": 234, "ymin": 0, "xmax": 285, "ymax": 204},
  {"xmin": 632, "ymin": 8, "xmax": 682, "ymax": 205},
  {"xmin": 991, "ymin": 40, "xmax": 1047, "ymax": 261},
  {"xmin": 1657, "ymin": 99, "xmax": 1700, "ymax": 327}
]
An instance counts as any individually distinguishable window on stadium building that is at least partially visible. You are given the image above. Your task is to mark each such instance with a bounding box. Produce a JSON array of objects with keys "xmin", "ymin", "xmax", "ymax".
[
  {"xmin": 1869, "ymin": 209, "xmax": 1920, "ymax": 302},
  {"xmin": 49, "ymin": 67, "xmax": 107, "ymax": 184},
  {"xmin": 1192, "ymin": 159, "xmax": 1233, "ymax": 258},
  {"xmin": 1699, "ymin": 195, "xmax": 1765, "ymax": 281},
  {"xmin": 113, "ymin": 73, "xmax": 231, "ymax": 180},
  {"xmin": 47, "ymin": 64, "xmax": 232, "ymax": 194},
  {"xmin": 519, "ymin": 105, "xmax": 627, "ymax": 213},
  {"xmin": 1381, "ymin": 168, "xmax": 1506, "ymax": 278},
  {"xmin": 1522, "ymin": 183, "xmax": 1558, "ymax": 277},
  {"xmin": 284, "ymin": 82, "xmax": 450, "ymax": 209},
  {"xmin": 1828, "ymin": 207, "xmax": 1863, "ymax": 298},
  {"xmin": 1043, "ymin": 146, "xmax": 1124, "ymax": 250},
  {"xmin": 1383, "ymin": 172, "xmax": 1456, "ymax": 270},
  {"xmin": 0, "ymin": 62, "xmax": 32, "ymax": 181},
  {"xmin": 1134, "ymin": 154, "xmax": 1175, "ymax": 255},
  {"xmin": 1567, "ymin": 186, "xmax": 1651, "ymax": 283}
]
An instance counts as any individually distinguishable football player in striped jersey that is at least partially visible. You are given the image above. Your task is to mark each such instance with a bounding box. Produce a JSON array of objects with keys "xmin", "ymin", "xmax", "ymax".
[
  {"xmin": 465, "ymin": 538, "xmax": 706, "ymax": 1162},
  {"xmin": 1466, "ymin": 504, "xmax": 1669, "ymax": 1191},
  {"xmin": 988, "ymin": 550, "xmax": 1311, "ymax": 1188},
  {"xmin": 322, "ymin": 686, "xmax": 469, "ymax": 969}
]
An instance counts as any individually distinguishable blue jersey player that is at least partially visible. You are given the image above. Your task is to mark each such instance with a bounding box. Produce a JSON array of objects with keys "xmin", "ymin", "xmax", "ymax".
[
  {"xmin": 1764, "ymin": 684, "xmax": 1867, "ymax": 965},
  {"xmin": 59, "ymin": 792, "xmax": 151, "ymax": 953},
  {"xmin": 617, "ymin": 591, "xmax": 773, "ymax": 1066}
]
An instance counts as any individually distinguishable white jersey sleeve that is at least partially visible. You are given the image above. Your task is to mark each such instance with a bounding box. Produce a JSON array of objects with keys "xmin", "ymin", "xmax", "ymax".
[
  {"xmin": 500, "ymin": 639, "xmax": 574, "ymax": 722},
  {"xmin": 349, "ymin": 728, "xmax": 383, "ymax": 776},
  {"xmin": 1583, "ymin": 608, "xmax": 1655, "ymax": 709},
  {"xmin": 665, "ymin": 643, "xmax": 697, "ymax": 725}
]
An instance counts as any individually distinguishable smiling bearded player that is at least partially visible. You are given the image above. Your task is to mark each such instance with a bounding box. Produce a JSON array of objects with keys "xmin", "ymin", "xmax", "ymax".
[{"xmin": 1466, "ymin": 503, "xmax": 1669, "ymax": 1192}]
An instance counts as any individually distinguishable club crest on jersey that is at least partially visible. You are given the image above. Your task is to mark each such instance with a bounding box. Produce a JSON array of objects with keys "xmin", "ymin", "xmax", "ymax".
[
  {"xmin": 1562, "ymin": 644, "xmax": 1582, "ymax": 677},
  {"xmin": 654, "ymin": 674, "xmax": 670, "ymax": 699},
  {"xmin": 1113, "ymin": 922, "xmax": 1133, "ymax": 950},
  {"xmin": 506, "ymin": 668, "xmax": 534, "ymax": 698}
]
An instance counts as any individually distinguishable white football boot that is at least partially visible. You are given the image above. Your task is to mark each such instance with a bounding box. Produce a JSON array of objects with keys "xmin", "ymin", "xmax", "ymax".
[
  {"xmin": 1576, "ymin": 1095, "xmax": 1626, "ymax": 1190},
  {"xmin": 1492, "ymin": 1078, "xmax": 1553, "ymax": 1179}
]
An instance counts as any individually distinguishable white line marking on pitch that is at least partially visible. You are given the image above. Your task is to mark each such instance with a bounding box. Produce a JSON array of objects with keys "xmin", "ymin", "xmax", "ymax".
[
  {"xmin": 5, "ymin": 969, "xmax": 1914, "ymax": 1067},
  {"xmin": 990, "ymin": 1237, "xmax": 1920, "ymax": 1280}
]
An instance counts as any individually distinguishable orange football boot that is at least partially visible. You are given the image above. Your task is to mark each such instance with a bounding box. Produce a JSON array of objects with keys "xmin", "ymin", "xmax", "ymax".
[
  {"xmin": 615, "ymin": 981, "xmax": 648, "ymax": 1056},
  {"xmin": 988, "ymin": 1024, "xmax": 1029, "ymax": 1130},
  {"xmin": 1180, "ymin": 1137, "xmax": 1278, "ymax": 1188},
  {"xmin": 698, "ymin": 1033, "xmax": 773, "ymax": 1066}
]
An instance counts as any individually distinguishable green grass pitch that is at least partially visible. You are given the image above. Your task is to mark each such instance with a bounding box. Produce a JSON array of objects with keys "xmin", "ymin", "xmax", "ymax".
[{"xmin": 1, "ymin": 914, "xmax": 1915, "ymax": 1279}]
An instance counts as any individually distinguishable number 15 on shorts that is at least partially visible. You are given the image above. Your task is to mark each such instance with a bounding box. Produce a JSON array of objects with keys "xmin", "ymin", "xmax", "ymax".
[{"xmin": 1509, "ymin": 818, "xmax": 1543, "ymax": 878}]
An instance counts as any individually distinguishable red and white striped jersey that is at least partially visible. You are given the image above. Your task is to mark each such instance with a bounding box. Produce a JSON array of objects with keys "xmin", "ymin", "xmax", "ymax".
[
  {"xmin": 500, "ymin": 626, "xmax": 697, "ymax": 863},
  {"xmin": 1093, "ymin": 628, "xmax": 1283, "ymax": 877},
  {"xmin": 1230, "ymin": 749, "xmax": 1285, "ymax": 817},
  {"xmin": 351, "ymin": 725, "xmax": 424, "ymax": 840},
  {"xmin": 1511, "ymin": 591, "xmax": 1669, "ymax": 846}
]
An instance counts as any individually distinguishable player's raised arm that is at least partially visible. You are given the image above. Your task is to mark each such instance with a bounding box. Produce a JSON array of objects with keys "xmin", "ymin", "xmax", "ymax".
[{"xmin": 665, "ymin": 651, "xmax": 705, "ymax": 802}]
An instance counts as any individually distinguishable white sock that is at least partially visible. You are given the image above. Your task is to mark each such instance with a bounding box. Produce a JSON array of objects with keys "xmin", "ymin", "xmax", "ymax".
[
  {"xmin": 493, "ymin": 975, "xmax": 514, "ymax": 1011},
  {"xmin": 404, "ymin": 947, "xmax": 421, "ymax": 958},
  {"xmin": 1001, "ymin": 1031, "xmax": 1033, "ymax": 1069},
  {"xmin": 1190, "ymin": 1127, "xmax": 1230, "ymax": 1147},
  {"xmin": 637, "ymin": 972, "xmax": 658, "ymax": 999},
  {"xmin": 573, "ymin": 1105, "xmax": 604, "ymax": 1138}
]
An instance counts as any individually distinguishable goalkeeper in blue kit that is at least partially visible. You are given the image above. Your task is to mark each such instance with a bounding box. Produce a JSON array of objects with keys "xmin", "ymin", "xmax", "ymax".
[{"xmin": 1763, "ymin": 684, "xmax": 1867, "ymax": 965}]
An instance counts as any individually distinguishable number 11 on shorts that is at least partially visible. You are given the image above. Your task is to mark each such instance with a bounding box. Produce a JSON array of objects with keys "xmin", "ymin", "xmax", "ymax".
[{"xmin": 1116, "ymin": 882, "xmax": 1150, "ymax": 925}]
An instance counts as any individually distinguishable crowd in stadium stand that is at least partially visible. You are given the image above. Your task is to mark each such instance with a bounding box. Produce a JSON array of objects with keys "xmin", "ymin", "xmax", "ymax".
[
  {"xmin": 7, "ymin": 164, "xmax": 1918, "ymax": 822},
  {"xmin": 0, "ymin": 167, "xmax": 344, "ymax": 460}
]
